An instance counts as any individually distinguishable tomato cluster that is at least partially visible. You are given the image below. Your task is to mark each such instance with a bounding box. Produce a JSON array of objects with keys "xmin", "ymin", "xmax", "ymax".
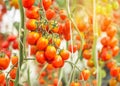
[{"xmin": 23, "ymin": 0, "xmax": 70, "ymax": 70}]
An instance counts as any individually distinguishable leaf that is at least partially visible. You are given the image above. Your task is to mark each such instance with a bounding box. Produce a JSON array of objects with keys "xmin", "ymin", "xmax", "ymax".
[
  {"xmin": 56, "ymin": 0, "xmax": 66, "ymax": 8},
  {"xmin": 13, "ymin": 22, "xmax": 20, "ymax": 32}
]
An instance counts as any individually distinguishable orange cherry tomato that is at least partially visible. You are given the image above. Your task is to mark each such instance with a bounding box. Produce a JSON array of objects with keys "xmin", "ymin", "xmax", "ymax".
[
  {"xmin": 80, "ymin": 69, "xmax": 90, "ymax": 81},
  {"xmin": 36, "ymin": 51, "xmax": 46, "ymax": 64},
  {"xmin": 27, "ymin": 32, "xmax": 40, "ymax": 45},
  {"xmin": 0, "ymin": 72, "xmax": 5, "ymax": 84},
  {"xmin": 36, "ymin": 37, "xmax": 48, "ymax": 50},
  {"xmin": 0, "ymin": 54, "xmax": 10, "ymax": 70},
  {"xmin": 26, "ymin": 6, "xmax": 40, "ymax": 19},
  {"xmin": 52, "ymin": 55, "xmax": 64, "ymax": 68},
  {"xmin": 10, "ymin": 67, "xmax": 17, "ymax": 79},
  {"xmin": 45, "ymin": 45, "xmax": 56, "ymax": 62},
  {"xmin": 26, "ymin": 19, "xmax": 38, "ymax": 31},
  {"xmin": 22, "ymin": 0, "xmax": 35, "ymax": 9},
  {"xmin": 60, "ymin": 49, "xmax": 70, "ymax": 60},
  {"xmin": 11, "ymin": 55, "xmax": 18, "ymax": 66}
]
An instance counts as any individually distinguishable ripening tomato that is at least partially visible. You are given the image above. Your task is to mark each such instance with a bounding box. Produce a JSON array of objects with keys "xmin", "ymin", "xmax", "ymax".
[
  {"xmin": 30, "ymin": 45, "xmax": 37, "ymax": 55},
  {"xmin": 110, "ymin": 67, "xmax": 119, "ymax": 77},
  {"xmin": 10, "ymin": 0, "xmax": 19, "ymax": 9},
  {"xmin": 12, "ymin": 40, "xmax": 19, "ymax": 49},
  {"xmin": 36, "ymin": 37, "xmax": 48, "ymax": 50},
  {"xmin": 117, "ymin": 74, "xmax": 120, "ymax": 82},
  {"xmin": 46, "ymin": 64, "xmax": 54, "ymax": 71},
  {"xmin": 80, "ymin": 69, "xmax": 90, "ymax": 81},
  {"xmin": 10, "ymin": 67, "xmax": 17, "ymax": 79},
  {"xmin": 54, "ymin": 38, "xmax": 61, "ymax": 48},
  {"xmin": 87, "ymin": 60, "xmax": 94, "ymax": 68},
  {"xmin": 27, "ymin": 32, "xmax": 39, "ymax": 45},
  {"xmin": 58, "ymin": 23, "xmax": 64, "ymax": 34},
  {"xmin": 45, "ymin": 46, "xmax": 56, "ymax": 61},
  {"xmin": 22, "ymin": 0, "xmax": 35, "ymax": 8},
  {"xmin": 38, "ymin": 77, "xmax": 45, "ymax": 85},
  {"xmin": 53, "ymin": 78, "xmax": 58, "ymax": 86},
  {"xmin": 68, "ymin": 44, "xmax": 77, "ymax": 53},
  {"xmin": 1, "ymin": 41, "xmax": 9, "ymax": 49},
  {"xmin": 26, "ymin": 6, "xmax": 39, "ymax": 19},
  {"xmin": 83, "ymin": 49, "xmax": 92, "ymax": 60},
  {"xmin": 0, "ymin": 72, "xmax": 5, "ymax": 84},
  {"xmin": 109, "ymin": 78, "xmax": 117, "ymax": 86},
  {"xmin": 46, "ymin": 9, "xmax": 55, "ymax": 20},
  {"xmin": 59, "ymin": 10, "xmax": 67, "ymax": 20},
  {"xmin": 26, "ymin": 19, "xmax": 38, "ymax": 31},
  {"xmin": 106, "ymin": 25, "xmax": 117, "ymax": 38},
  {"xmin": 7, "ymin": 35, "xmax": 16, "ymax": 42},
  {"xmin": 70, "ymin": 82, "xmax": 81, "ymax": 86},
  {"xmin": 52, "ymin": 55, "xmax": 64, "ymax": 68},
  {"xmin": 108, "ymin": 37, "xmax": 118, "ymax": 48},
  {"xmin": 1, "ymin": 49, "xmax": 11, "ymax": 58},
  {"xmin": 11, "ymin": 55, "xmax": 18, "ymax": 66},
  {"xmin": 9, "ymin": 80, "xmax": 14, "ymax": 86},
  {"xmin": 60, "ymin": 49, "xmax": 70, "ymax": 60},
  {"xmin": 0, "ymin": 54, "xmax": 10, "ymax": 70},
  {"xmin": 77, "ymin": 22, "xmax": 87, "ymax": 32},
  {"xmin": 106, "ymin": 61, "xmax": 116, "ymax": 70},
  {"xmin": 42, "ymin": 0, "xmax": 52, "ymax": 10},
  {"xmin": 111, "ymin": 46, "xmax": 119, "ymax": 57},
  {"xmin": 36, "ymin": 51, "xmax": 46, "ymax": 64},
  {"xmin": 64, "ymin": 33, "xmax": 71, "ymax": 41},
  {"xmin": 101, "ymin": 36, "xmax": 109, "ymax": 47}
]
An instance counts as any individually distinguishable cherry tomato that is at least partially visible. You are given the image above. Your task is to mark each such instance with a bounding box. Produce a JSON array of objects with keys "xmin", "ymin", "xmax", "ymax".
[
  {"xmin": 54, "ymin": 38, "xmax": 61, "ymax": 48},
  {"xmin": 30, "ymin": 45, "xmax": 37, "ymax": 55},
  {"xmin": 52, "ymin": 55, "xmax": 64, "ymax": 68},
  {"xmin": 26, "ymin": 19, "xmax": 38, "ymax": 31},
  {"xmin": 27, "ymin": 32, "xmax": 39, "ymax": 45},
  {"xmin": 108, "ymin": 37, "xmax": 118, "ymax": 48},
  {"xmin": 110, "ymin": 67, "xmax": 119, "ymax": 77},
  {"xmin": 87, "ymin": 60, "xmax": 94, "ymax": 68},
  {"xmin": 10, "ymin": 0, "xmax": 19, "ymax": 9},
  {"xmin": 36, "ymin": 51, "xmax": 46, "ymax": 64},
  {"xmin": 7, "ymin": 35, "xmax": 16, "ymax": 42},
  {"xmin": 12, "ymin": 40, "xmax": 19, "ymax": 49},
  {"xmin": 83, "ymin": 49, "xmax": 92, "ymax": 60},
  {"xmin": 46, "ymin": 9, "xmax": 55, "ymax": 20},
  {"xmin": 109, "ymin": 78, "xmax": 117, "ymax": 86},
  {"xmin": 42, "ymin": 0, "xmax": 52, "ymax": 10},
  {"xmin": 22, "ymin": 0, "xmax": 35, "ymax": 8},
  {"xmin": 0, "ymin": 53, "xmax": 10, "ymax": 70},
  {"xmin": 106, "ymin": 60, "xmax": 116, "ymax": 70},
  {"xmin": 101, "ymin": 36, "xmax": 109, "ymax": 47},
  {"xmin": 68, "ymin": 44, "xmax": 77, "ymax": 53},
  {"xmin": 80, "ymin": 69, "xmax": 90, "ymax": 81},
  {"xmin": 106, "ymin": 25, "xmax": 117, "ymax": 38},
  {"xmin": 70, "ymin": 82, "xmax": 81, "ymax": 86},
  {"xmin": 0, "ymin": 72, "xmax": 5, "ymax": 84},
  {"xmin": 112, "ymin": 46, "xmax": 119, "ymax": 57},
  {"xmin": 11, "ymin": 55, "xmax": 18, "ymax": 66},
  {"xmin": 1, "ymin": 41, "xmax": 9, "ymax": 49},
  {"xmin": 36, "ymin": 37, "xmax": 48, "ymax": 50},
  {"xmin": 10, "ymin": 67, "xmax": 17, "ymax": 79},
  {"xmin": 25, "ymin": 6, "xmax": 39, "ymax": 19},
  {"xmin": 60, "ymin": 49, "xmax": 70, "ymax": 60},
  {"xmin": 59, "ymin": 9, "xmax": 67, "ymax": 20},
  {"xmin": 45, "ymin": 45, "xmax": 56, "ymax": 61}
]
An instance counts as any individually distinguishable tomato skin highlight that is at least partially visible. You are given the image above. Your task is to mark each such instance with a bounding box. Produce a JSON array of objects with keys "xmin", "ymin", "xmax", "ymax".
[{"xmin": 22, "ymin": 0, "xmax": 35, "ymax": 9}]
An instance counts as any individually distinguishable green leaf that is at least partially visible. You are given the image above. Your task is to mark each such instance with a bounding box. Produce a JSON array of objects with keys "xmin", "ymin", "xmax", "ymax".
[
  {"xmin": 56, "ymin": 0, "xmax": 66, "ymax": 8},
  {"xmin": 13, "ymin": 22, "xmax": 20, "ymax": 32}
]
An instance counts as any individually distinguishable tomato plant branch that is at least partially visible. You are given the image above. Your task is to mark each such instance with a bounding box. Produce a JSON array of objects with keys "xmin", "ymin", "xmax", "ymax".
[
  {"xmin": 36, "ymin": 63, "xmax": 48, "ymax": 79},
  {"xmin": 58, "ymin": 68, "xmax": 63, "ymax": 86},
  {"xmin": 15, "ymin": 0, "xmax": 25, "ymax": 85},
  {"xmin": 92, "ymin": 0, "xmax": 100, "ymax": 86},
  {"xmin": 66, "ymin": 0, "xmax": 84, "ymax": 85}
]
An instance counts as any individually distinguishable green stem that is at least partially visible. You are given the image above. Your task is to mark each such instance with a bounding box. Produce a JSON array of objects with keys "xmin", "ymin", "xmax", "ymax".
[
  {"xmin": 36, "ymin": 63, "xmax": 48, "ymax": 79},
  {"xmin": 15, "ymin": 0, "xmax": 25, "ymax": 85},
  {"xmin": 65, "ymin": 0, "xmax": 84, "ymax": 85},
  {"xmin": 58, "ymin": 68, "xmax": 63, "ymax": 86}
]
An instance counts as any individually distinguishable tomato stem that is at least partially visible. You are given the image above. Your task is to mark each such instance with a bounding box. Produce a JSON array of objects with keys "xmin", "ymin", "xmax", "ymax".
[{"xmin": 15, "ymin": 0, "xmax": 25, "ymax": 85}]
